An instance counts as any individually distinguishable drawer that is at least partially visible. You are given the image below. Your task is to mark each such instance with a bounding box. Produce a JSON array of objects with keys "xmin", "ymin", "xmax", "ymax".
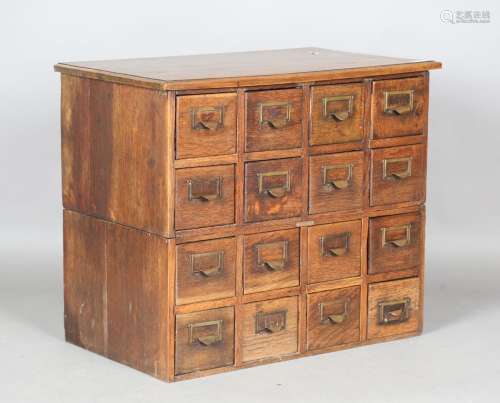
[
  {"xmin": 370, "ymin": 144, "xmax": 426, "ymax": 207},
  {"xmin": 367, "ymin": 277, "xmax": 420, "ymax": 340},
  {"xmin": 371, "ymin": 76, "xmax": 428, "ymax": 139},
  {"xmin": 175, "ymin": 165, "xmax": 235, "ymax": 230},
  {"xmin": 241, "ymin": 296, "xmax": 298, "ymax": 362},
  {"xmin": 369, "ymin": 212, "xmax": 423, "ymax": 275},
  {"xmin": 244, "ymin": 158, "xmax": 303, "ymax": 222},
  {"xmin": 307, "ymin": 286, "xmax": 360, "ymax": 351},
  {"xmin": 309, "ymin": 151, "xmax": 366, "ymax": 215},
  {"xmin": 176, "ymin": 93, "xmax": 237, "ymax": 159},
  {"xmin": 245, "ymin": 88, "xmax": 303, "ymax": 152},
  {"xmin": 175, "ymin": 306, "xmax": 234, "ymax": 375},
  {"xmin": 307, "ymin": 220, "xmax": 361, "ymax": 284},
  {"xmin": 176, "ymin": 237, "xmax": 236, "ymax": 305},
  {"xmin": 243, "ymin": 229, "xmax": 300, "ymax": 294},
  {"xmin": 310, "ymin": 83, "xmax": 365, "ymax": 145}
]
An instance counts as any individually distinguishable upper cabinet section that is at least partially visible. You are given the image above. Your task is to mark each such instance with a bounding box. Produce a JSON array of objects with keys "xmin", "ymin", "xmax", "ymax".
[{"xmin": 56, "ymin": 48, "xmax": 441, "ymax": 237}]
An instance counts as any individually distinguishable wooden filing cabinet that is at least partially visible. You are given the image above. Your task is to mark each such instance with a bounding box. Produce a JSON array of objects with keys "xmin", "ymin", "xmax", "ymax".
[{"xmin": 55, "ymin": 47, "xmax": 441, "ymax": 381}]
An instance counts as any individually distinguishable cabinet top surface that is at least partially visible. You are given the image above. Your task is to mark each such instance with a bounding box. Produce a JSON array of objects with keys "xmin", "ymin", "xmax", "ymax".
[{"xmin": 54, "ymin": 47, "xmax": 441, "ymax": 90}]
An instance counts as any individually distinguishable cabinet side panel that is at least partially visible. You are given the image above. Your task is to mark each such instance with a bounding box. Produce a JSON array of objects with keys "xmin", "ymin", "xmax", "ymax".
[
  {"xmin": 61, "ymin": 75, "xmax": 92, "ymax": 212},
  {"xmin": 106, "ymin": 222, "xmax": 169, "ymax": 379},
  {"xmin": 109, "ymin": 83, "xmax": 171, "ymax": 236},
  {"xmin": 60, "ymin": 74, "xmax": 172, "ymax": 236},
  {"xmin": 63, "ymin": 210, "xmax": 107, "ymax": 355}
]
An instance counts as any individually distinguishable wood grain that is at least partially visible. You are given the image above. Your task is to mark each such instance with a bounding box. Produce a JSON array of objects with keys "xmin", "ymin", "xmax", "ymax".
[
  {"xmin": 307, "ymin": 220, "xmax": 362, "ymax": 284},
  {"xmin": 307, "ymin": 286, "xmax": 360, "ymax": 350},
  {"xmin": 176, "ymin": 93, "xmax": 237, "ymax": 159},
  {"xmin": 175, "ymin": 164, "xmax": 235, "ymax": 230},
  {"xmin": 63, "ymin": 210, "xmax": 170, "ymax": 379},
  {"xmin": 308, "ymin": 151, "xmax": 366, "ymax": 214},
  {"xmin": 367, "ymin": 277, "xmax": 420, "ymax": 340},
  {"xmin": 371, "ymin": 76, "xmax": 428, "ymax": 139},
  {"xmin": 241, "ymin": 296, "xmax": 298, "ymax": 362},
  {"xmin": 244, "ymin": 158, "xmax": 303, "ymax": 222},
  {"xmin": 61, "ymin": 75, "xmax": 172, "ymax": 236},
  {"xmin": 370, "ymin": 144, "xmax": 426, "ymax": 207},
  {"xmin": 176, "ymin": 237, "xmax": 236, "ymax": 305},
  {"xmin": 368, "ymin": 212, "xmax": 423, "ymax": 275},
  {"xmin": 55, "ymin": 47, "xmax": 441, "ymax": 90},
  {"xmin": 245, "ymin": 88, "xmax": 303, "ymax": 152},
  {"xmin": 310, "ymin": 83, "xmax": 365, "ymax": 145},
  {"xmin": 243, "ymin": 229, "xmax": 300, "ymax": 294},
  {"xmin": 63, "ymin": 210, "xmax": 107, "ymax": 355},
  {"xmin": 105, "ymin": 221, "xmax": 169, "ymax": 378},
  {"xmin": 175, "ymin": 306, "xmax": 234, "ymax": 375}
]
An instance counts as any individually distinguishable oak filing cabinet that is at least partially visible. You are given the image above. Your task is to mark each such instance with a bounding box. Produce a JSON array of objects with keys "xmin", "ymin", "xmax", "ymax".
[{"xmin": 55, "ymin": 48, "xmax": 442, "ymax": 381}]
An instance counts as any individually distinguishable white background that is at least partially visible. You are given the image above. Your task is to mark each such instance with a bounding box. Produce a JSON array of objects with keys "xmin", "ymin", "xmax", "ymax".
[{"xmin": 1, "ymin": 1, "xmax": 499, "ymax": 402}]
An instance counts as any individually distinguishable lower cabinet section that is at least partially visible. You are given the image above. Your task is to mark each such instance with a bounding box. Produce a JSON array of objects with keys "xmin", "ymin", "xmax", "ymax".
[
  {"xmin": 241, "ymin": 296, "xmax": 299, "ymax": 362},
  {"xmin": 367, "ymin": 277, "xmax": 421, "ymax": 340},
  {"xmin": 307, "ymin": 286, "xmax": 361, "ymax": 350},
  {"xmin": 63, "ymin": 210, "xmax": 425, "ymax": 381},
  {"xmin": 175, "ymin": 307, "xmax": 235, "ymax": 375}
]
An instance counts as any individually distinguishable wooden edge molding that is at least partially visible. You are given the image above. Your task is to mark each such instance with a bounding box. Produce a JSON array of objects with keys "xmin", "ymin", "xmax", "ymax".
[{"xmin": 54, "ymin": 61, "xmax": 442, "ymax": 91}]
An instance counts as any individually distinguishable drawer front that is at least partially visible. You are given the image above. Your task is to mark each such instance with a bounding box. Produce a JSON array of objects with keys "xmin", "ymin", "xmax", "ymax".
[
  {"xmin": 309, "ymin": 151, "xmax": 366, "ymax": 215},
  {"xmin": 310, "ymin": 83, "xmax": 365, "ymax": 145},
  {"xmin": 369, "ymin": 212, "xmax": 423, "ymax": 275},
  {"xmin": 175, "ymin": 165, "xmax": 235, "ymax": 230},
  {"xmin": 175, "ymin": 306, "xmax": 234, "ymax": 375},
  {"xmin": 370, "ymin": 144, "xmax": 426, "ymax": 207},
  {"xmin": 176, "ymin": 237, "xmax": 236, "ymax": 305},
  {"xmin": 176, "ymin": 93, "xmax": 237, "ymax": 159},
  {"xmin": 241, "ymin": 296, "xmax": 298, "ymax": 362},
  {"xmin": 307, "ymin": 220, "xmax": 361, "ymax": 284},
  {"xmin": 244, "ymin": 158, "xmax": 303, "ymax": 222},
  {"xmin": 243, "ymin": 229, "xmax": 300, "ymax": 294},
  {"xmin": 245, "ymin": 88, "xmax": 303, "ymax": 152},
  {"xmin": 372, "ymin": 76, "xmax": 428, "ymax": 139},
  {"xmin": 367, "ymin": 277, "xmax": 420, "ymax": 340},
  {"xmin": 307, "ymin": 286, "xmax": 360, "ymax": 351}
]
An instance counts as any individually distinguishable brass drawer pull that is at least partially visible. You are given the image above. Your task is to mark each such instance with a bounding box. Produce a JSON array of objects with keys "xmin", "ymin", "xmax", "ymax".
[
  {"xmin": 383, "ymin": 90, "xmax": 414, "ymax": 115},
  {"xmin": 188, "ymin": 320, "xmax": 223, "ymax": 346},
  {"xmin": 256, "ymin": 240, "xmax": 288, "ymax": 272},
  {"xmin": 255, "ymin": 310, "xmax": 287, "ymax": 334},
  {"xmin": 320, "ymin": 232, "xmax": 350, "ymax": 257},
  {"xmin": 257, "ymin": 170, "xmax": 290, "ymax": 198},
  {"xmin": 319, "ymin": 299, "xmax": 350, "ymax": 324},
  {"xmin": 191, "ymin": 106, "xmax": 224, "ymax": 131},
  {"xmin": 258, "ymin": 101, "xmax": 291, "ymax": 129},
  {"xmin": 378, "ymin": 298, "xmax": 411, "ymax": 325},
  {"xmin": 187, "ymin": 177, "xmax": 222, "ymax": 202},
  {"xmin": 322, "ymin": 95, "xmax": 354, "ymax": 122},
  {"xmin": 190, "ymin": 251, "xmax": 224, "ymax": 277},
  {"xmin": 322, "ymin": 164, "xmax": 353, "ymax": 190},
  {"xmin": 382, "ymin": 224, "xmax": 411, "ymax": 248},
  {"xmin": 383, "ymin": 157, "xmax": 412, "ymax": 180}
]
